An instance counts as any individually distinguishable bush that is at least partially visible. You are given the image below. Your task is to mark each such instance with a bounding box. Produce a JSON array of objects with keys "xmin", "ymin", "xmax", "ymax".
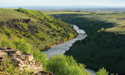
[
  {"xmin": 96, "ymin": 68, "xmax": 109, "ymax": 75},
  {"xmin": 0, "ymin": 36, "xmax": 15, "ymax": 48},
  {"xmin": 13, "ymin": 39, "xmax": 32, "ymax": 53},
  {"xmin": 19, "ymin": 22, "xmax": 28, "ymax": 30},
  {"xmin": 0, "ymin": 34, "xmax": 32, "ymax": 53},
  {"xmin": 46, "ymin": 54, "xmax": 90, "ymax": 75}
]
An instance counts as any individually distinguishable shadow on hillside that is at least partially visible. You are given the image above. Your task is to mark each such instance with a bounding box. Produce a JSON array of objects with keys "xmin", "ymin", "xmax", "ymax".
[
  {"xmin": 64, "ymin": 31, "xmax": 125, "ymax": 75},
  {"xmin": 50, "ymin": 14, "xmax": 125, "ymax": 75},
  {"xmin": 51, "ymin": 14, "xmax": 115, "ymax": 35}
]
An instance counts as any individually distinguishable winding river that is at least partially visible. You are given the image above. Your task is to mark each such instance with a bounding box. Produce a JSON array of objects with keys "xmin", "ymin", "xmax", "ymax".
[{"xmin": 44, "ymin": 25, "xmax": 96, "ymax": 75}]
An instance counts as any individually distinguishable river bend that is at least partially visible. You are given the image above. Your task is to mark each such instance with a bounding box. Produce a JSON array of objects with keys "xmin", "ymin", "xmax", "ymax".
[{"xmin": 44, "ymin": 25, "xmax": 96, "ymax": 75}]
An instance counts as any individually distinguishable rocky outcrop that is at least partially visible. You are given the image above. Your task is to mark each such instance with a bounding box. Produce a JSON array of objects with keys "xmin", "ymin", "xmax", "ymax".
[
  {"xmin": 0, "ymin": 19, "xmax": 38, "ymax": 35},
  {"xmin": 13, "ymin": 19, "xmax": 32, "ymax": 23},
  {"xmin": 36, "ymin": 71, "xmax": 53, "ymax": 75},
  {"xmin": 0, "ymin": 47, "xmax": 52, "ymax": 75}
]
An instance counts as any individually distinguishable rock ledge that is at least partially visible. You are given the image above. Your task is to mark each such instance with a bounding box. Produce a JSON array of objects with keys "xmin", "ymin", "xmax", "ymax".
[{"xmin": 0, "ymin": 47, "xmax": 52, "ymax": 75}]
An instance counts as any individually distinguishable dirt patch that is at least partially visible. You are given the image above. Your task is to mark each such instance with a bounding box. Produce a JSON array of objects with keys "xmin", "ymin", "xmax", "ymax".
[
  {"xmin": 13, "ymin": 19, "xmax": 31, "ymax": 23},
  {"xmin": 120, "ymin": 25, "xmax": 125, "ymax": 27},
  {"xmin": 117, "ymin": 18, "xmax": 125, "ymax": 20},
  {"xmin": 0, "ymin": 19, "xmax": 38, "ymax": 35}
]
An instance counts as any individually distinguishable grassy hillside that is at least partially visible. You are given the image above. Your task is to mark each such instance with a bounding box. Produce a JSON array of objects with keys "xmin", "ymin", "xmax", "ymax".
[
  {"xmin": 47, "ymin": 11, "xmax": 125, "ymax": 75},
  {"xmin": 0, "ymin": 8, "xmax": 77, "ymax": 51},
  {"xmin": 0, "ymin": 9, "xmax": 114, "ymax": 75},
  {"xmin": 0, "ymin": 8, "xmax": 30, "ymax": 21}
]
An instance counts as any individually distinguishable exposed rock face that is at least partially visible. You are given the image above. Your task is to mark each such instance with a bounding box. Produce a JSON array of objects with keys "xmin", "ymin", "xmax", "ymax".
[
  {"xmin": 13, "ymin": 19, "xmax": 32, "ymax": 23},
  {"xmin": 0, "ymin": 47, "xmax": 43, "ymax": 73},
  {"xmin": 0, "ymin": 19, "xmax": 38, "ymax": 35},
  {"xmin": 36, "ymin": 71, "xmax": 53, "ymax": 75}
]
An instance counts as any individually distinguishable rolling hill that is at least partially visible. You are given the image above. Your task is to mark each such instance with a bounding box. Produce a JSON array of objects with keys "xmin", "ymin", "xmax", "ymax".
[{"xmin": 0, "ymin": 8, "xmax": 77, "ymax": 51}]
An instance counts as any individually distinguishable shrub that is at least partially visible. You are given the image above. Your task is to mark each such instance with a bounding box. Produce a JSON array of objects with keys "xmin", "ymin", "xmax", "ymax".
[
  {"xmin": 46, "ymin": 54, "xmax": 90, "ymax": 75},
  {"xmin": 16, "ymin": 34, "xmax": 24, "ymax": 39},
  {"xmin": 12, "ymin": 28, "xmax": 19, "ymax": 33},
  {"xmin": 97, "ymin": 27, "xmax": 104, "ymax": 32},
  {"xmin": 0, "ymin": 34, "xmax": 32, "ymax": 53},
  {"xmin": 96, "ymin": 68, "xmax": 109, "ymax": 75},
  {"xmin": 0, "ymin": 36, "xmax": 15, "ymax": 48},
  {"xmin": 13, "ymin": 39, "xmax": 32, "ymax": 53},
  {"xmin": 19, "ymin": 22, "xmax": 28, "ymax": 30}
]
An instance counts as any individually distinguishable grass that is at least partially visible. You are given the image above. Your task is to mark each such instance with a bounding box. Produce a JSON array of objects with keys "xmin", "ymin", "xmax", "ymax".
[
  {"xmin": 82, "ymin": 14, "xmax": 125, "ymax": 34},
  {"xmin": 0, "ymin": 8, "xmax": 30, "ymax": 21},
  {"xmin": 106, "ymin": 26, "xmax": 125, "ymax": 34},
  {"xmin": 0, "ymin": 8, "xmax": 77, "ymax": 50}
]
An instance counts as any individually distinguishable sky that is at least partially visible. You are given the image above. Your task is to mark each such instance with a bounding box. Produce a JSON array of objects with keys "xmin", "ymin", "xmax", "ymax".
[{"xmin": 0, "ymin": 0, "xmax": 125, "ymax": 7}]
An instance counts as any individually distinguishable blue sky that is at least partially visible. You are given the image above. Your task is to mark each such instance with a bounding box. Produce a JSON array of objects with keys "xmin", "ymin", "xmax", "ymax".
[{"xmin": 0, "ymin": 0, "xmax": 125, "ymax": 7}]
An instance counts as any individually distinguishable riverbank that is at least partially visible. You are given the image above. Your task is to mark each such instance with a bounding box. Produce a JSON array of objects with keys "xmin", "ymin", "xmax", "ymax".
[
  {"xmin": 44, "ymin": 25, "xmax": 87, "ymax": 58},
  {"xmin": 40, "ymin": 36, "xmax": 76, "ymax": 51},
  {"xmin": 44, "ymin": 25, "xmax": 96, "ymax": 75}
]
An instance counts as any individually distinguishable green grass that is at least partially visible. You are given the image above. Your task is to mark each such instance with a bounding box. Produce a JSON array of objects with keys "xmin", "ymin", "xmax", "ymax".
[
  {"xmin": 0, "ymin": 8, "xmax": 30, "ymax": 21},
  {"xmin": 81, "ymin": 14, "xmax": 125, "ymax": 34},
  {"xmin": 0, "ymin": 8, "xmax": 77, "ymax": 51}
]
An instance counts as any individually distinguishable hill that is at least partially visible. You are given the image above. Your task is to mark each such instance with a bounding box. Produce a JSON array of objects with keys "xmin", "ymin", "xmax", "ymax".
[
  {"xmin": 47, "ymin": 11, "xmax": 125, "ymax": 75},
  {"xmin": 0, "ymin": 8, "xmax": 77, "ymax": 51},
  {"xmin": 0, "ymin": 8, "xmax": 114, "ymax": 75}
]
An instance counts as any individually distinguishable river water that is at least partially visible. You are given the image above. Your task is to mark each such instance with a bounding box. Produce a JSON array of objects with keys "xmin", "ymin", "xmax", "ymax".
[{"xmin": 44, "ymin": 25, "xmax": 96, "ymax": 75}]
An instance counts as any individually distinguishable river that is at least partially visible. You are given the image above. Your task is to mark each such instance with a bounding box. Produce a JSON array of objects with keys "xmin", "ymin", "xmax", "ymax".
[{"xmin": 44, "ymin": 25, "xmax": 96, "ymax": 75}]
